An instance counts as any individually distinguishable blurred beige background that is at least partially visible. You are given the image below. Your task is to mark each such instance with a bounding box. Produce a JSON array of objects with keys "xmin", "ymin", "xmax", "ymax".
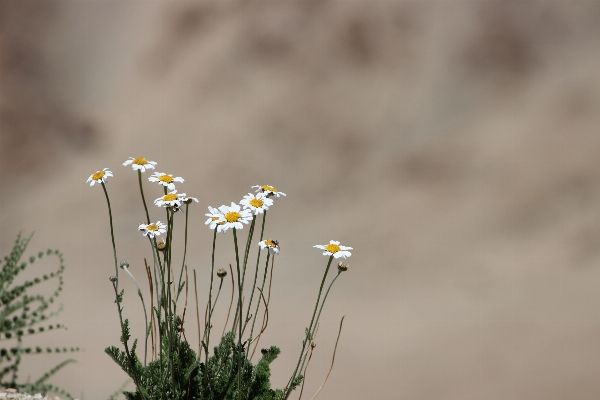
[{"xmin": 2, "ymin": 1, "xmax": 600, "ymax": 399}]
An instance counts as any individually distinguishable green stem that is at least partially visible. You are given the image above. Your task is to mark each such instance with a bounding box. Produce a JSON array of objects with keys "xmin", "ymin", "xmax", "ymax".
[
  {"xmin": 240, "ymin": 216, "xmax": 256, "ymax": 287},
  {"xmin": 176, "ymin": 203, "xmax": 190, "ymax": 301},
  {"xmin": 204, "ymin": 227, "xmax": 218, "ymax": 364},
  {"xmin": 242, "ymin": 211, "xmax": 267, "ymax": 335},
  {"xmin": 101, "ymin": 183, "xmax": 119, "ymax": 279},
  {"xmin": 247, "ymin": 252, "xmax": 271, "ymax": 352},
  {"xmin": 137, "ymin": 170, "xmax": 151, "ymax": 224},
  {"xmin": 283, "ymin": 256, "xmax": 334, "ymax": 400},
  {"xmin": 299, "ymin": 271, "xmax": 342, "ymax": 374},
  {"xmin": 232, "ymin": 228, "xmax": 243, "ymax": 400}
]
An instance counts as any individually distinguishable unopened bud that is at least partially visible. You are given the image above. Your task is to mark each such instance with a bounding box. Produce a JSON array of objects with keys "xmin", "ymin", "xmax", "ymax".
[
  {"xmin": 337, "ymin": 261, "xmax": 348, "ymax": 272},
  {"xmin": 109, "ymin": 276, "xmax": 118, "ymax": 282},
  {"xmin": 120, "ymin": 260, "xmax": 129, "ymax": 269},
  {"xmin": 217, "ymin": 268, "xmax": 227, "ymax": 278},
  {"xmin": 157, "ymin": 240, "xmax": 166, "ymax": 252}
]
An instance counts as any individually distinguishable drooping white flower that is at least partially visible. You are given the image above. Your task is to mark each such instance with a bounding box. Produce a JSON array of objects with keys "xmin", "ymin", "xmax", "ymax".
[
  {"xmin": 148, "ymin": 172, "xmax": 184, "ymax": 190},
  {"xmin": 205, "ymin": 206, "xmax": 226, "ymax": 232},
  {"xmin": 240, "ymin": 192, "xmax": 273, "ymax": 215},
  {"xmin": 259, "ymin": 239, "xmax": 280, "ymax": 255},
  {"xmin": 138, "ymin": 221, "xmax": 167, "ymax": 238},
  {"xmin": 217, "ymin": 202, "xmax": 253, "ymax": 232},
  {"xmin": 314, "ymin": 240, "xmax": 352, "ymax": 259},
  {"xmin": 123, "ymin": 157, "xmax": 157, "ymax": 173},
  {"xmin": 154, "ymin": 190, "xmax": 188, "ymax": 208},
  {"xmin": 252, "ymin": 184, "xmax": 286, "ymax": 198},
  {"xmin": 86, "ymin": 168, "xmax": 113, "ymax": 186}
]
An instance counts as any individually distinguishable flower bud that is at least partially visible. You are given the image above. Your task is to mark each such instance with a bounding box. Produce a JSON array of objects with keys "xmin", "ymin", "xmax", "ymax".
[
  {"xmin": 120, "ymin": 260, "xmax": 129, "ymax": 269},
  {"xmin": 337, "ymin": 261, "xmax": 349, "ymax": 272},
  {"xmin": 217, "ymin": 268, "xmax": 227, "ymax": 278},
  {"xmin": 157, "ymin": 240, "xmax": 166, "ymax": 252}
]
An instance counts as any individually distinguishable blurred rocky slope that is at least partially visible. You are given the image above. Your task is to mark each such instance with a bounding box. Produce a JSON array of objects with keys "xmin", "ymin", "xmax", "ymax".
[{"xmin": 2, "ymin": 1, "xmax": 600, "ymax": 399}]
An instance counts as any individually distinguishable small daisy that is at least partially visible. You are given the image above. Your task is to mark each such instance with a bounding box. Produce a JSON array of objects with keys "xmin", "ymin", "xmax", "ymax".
[
  {"xmin": 217, "ymin": 202, "xmax": 253, "ymax": 232},
  {"xmin": 205, "ymin": 206, "xmax": 225, "ymax": 230},
  {"xmin": 240, "ymin": 192, "xmax": 273, "ymax": 215},
  {"xmin": 252, "ymin": 184, "xmax": 286, "ymax": 198},
  {"xmin": 148, "ymin": 172, "xmax": 184, "ymax": 191},
  {"xmin": 154, "ymin": 190, "xmax": 187, "ymax": 208},
  {"xmin": 314, "ymin": 240, "xmax": 352, "ymax": 259},
  {"xmin": 138, "ymin": 221, "xmax": 167, "ymax": 238},
  {"xmin": 259, "ymin": 239, "xmax": 280, "ymax": 255},
  {"xmin": 123, "ymin": 157, "xmax": 157, "ymax": 173},
  {"xmin": 87, "ymin": 168, "xmax": 113, "ymax": 186}
]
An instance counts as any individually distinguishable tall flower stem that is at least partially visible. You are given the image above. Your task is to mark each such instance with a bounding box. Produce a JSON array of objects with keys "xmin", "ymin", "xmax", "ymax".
[
  {"xmin": 298, "ymin": 270, "xmax": 342, "ymax": 374},
  {"xmin": 176, "ymin": 203, "xmax": 190, "ymax": 301},
  {"xmin": 203, "ymin": 227, "xmax": 218, "ymax": 364},
  {"xmin": 101, "ymin": 182, "xmax": 119, "ymax": 278},
  {"xmin": 101, "ymin": 182, "xmax": 144, "ymax": 398},
  {"xmin": 232, "ymin": 228, "xmax": 243, "ymax": 400},
  {"xmin": 246, "ymin": 252, "xmax": 271, "ymax": 346},
  {"xmin": 137, "ymin": 170, "xmax": 151, "ymax": 224},
  {"xmin": 242, "ymin": 211, "xmax": 267, "ymax": 336},
  {"xmin": 283, "ymin": 255, "xmax": 334, "ymax": 400},
  {"xmin": 240, "ymin": 215, "xmax": 257, "ymax": 287}
]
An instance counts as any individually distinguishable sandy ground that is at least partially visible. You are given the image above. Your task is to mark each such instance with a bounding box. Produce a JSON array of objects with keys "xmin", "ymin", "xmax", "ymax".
[{"xmin": 2, "ymin": 1, "xmax": 600, "ymax": 399}]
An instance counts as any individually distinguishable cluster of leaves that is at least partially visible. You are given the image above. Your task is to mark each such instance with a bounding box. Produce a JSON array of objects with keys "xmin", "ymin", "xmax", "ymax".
[
  {"xmin": 0, "ymin": 233, "xmax": 77, "ymax": 398},
  {"xmin": 106, "ymin": 316, "xmax": 301, "ymax": 400}
]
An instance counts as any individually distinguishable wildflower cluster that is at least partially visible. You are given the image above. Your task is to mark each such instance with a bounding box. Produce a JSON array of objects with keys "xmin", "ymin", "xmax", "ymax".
[{"xmin": 86, "ymin": 157, "xmax": 352, "ymax": 400}]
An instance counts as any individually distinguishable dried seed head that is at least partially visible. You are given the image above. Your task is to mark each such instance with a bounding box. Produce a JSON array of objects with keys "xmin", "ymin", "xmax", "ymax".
[
  {"xmin": 157, "ymin": 240, "xmax": 166, "ymax": 252},
  {"xmin": 109, "ymin": 276, "xmax": 118, "ymax": 282},
  {"xmin": 120, "ymin": 260, "xmax": 130, "ymax": 269},
  {"xmin": 337, "ymin": 261, "xmax": 349, "ymax": 272},
  {"xmin": 261, "ymin": 348, "xmax": 269, "ymax": 355},
  {"xmin": 217, "ymin": 268, "xmax": 227, "ymax": 278},
  {"xmin": 310, "ymin": 342, "xmax": 316, "ymax": 349}
]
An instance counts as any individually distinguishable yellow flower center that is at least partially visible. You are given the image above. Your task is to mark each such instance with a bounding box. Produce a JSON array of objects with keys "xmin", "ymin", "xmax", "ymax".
[
  {"xmin": 159, "ymin": 175, "xmax": 174, "ymax": 183},
  {"xmin": 211, "ymin": 216, "xmax": 220, "ymax": 221},
  {"xmin": 147, "ymin": 224, "xmax": 159, "ymax": 231},
  {"xmin": 92, "ymin": 170, "xmax": 105, "ymax": 181},
  {"xmin": 262, "ymin": 185, "xmax": 277, "ymax": 192},
  {"xmin": 325, "ymin": 243, "xmax": 341, "ymax": 254},
  {"xmin": 225, "ymin": 211, "xmax": 242, "ymax": 223},
  {"xmin": 133, "ymin": 157, "xmax": 148, "ymax": 165},
  {"xmin": 250, "ymin": 198, "xmax": 264, "ymax": 208},
  {"xmin": 266, "ymin": 240, "xmax": 277, "ymax": 248},
  {"xmin": 163, "ymin": 193, "xmax": 178, "ymax": 202}
]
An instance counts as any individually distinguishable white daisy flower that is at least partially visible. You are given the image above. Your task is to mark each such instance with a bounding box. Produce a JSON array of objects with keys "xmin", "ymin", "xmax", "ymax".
[
  {"xmin": 154, "ymin": 190, "xmax": 188, "ymax": 208},
  {"xmin": 240, "ymin": 192, "xmax": 273, "ymax": 215},
  {"xmin": 148, "ymin": 172, "xmax": 184, "ymax": 191},
  {"xmin": 138, "ymin": 221, "xmax": 167, "ymax": 238},
  {"xmin": 259, "ymin": 239, "xmax": 280, "ymax": 255},
  {"xmin": 252, "ymin": 184, "xmax": 286, "ymax": 198},
  {"xmin": 205, "ymin": 206, "xmax": 226, "ymax": 230},
  {"xmin": 86, "ymin": 168, "xmax": 113, "ymax": 186},
  {"xmin": 217, "ymin": 202, "xmax": 253, "ymax": 232},
  {"xmin": 314, "ymin": 240, "xmax": 352, "ymax": 259},
  {"xmin": 123, "ymin": 157, "xmax": 157, "ymax": 173}
]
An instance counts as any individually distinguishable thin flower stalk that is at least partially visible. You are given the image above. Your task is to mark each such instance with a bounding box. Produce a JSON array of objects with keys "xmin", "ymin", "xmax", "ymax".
[
  {"xmin": 203, "ymin": 227, "xmax": 218, "ymax": 364},
  {"xmin": 283, "ymin": 255, "xmax": 334, "ymax": 400},
  {"xmin": 247, "ymin": 252, "xmax": 271, "ymax": 355},
  {"xmin": 176, "ymin": 202, "xmax": 191, "ymax": 301},
  {"xmin": 242, "ymin": 211, "xmax": 267, "ymax": 336}
]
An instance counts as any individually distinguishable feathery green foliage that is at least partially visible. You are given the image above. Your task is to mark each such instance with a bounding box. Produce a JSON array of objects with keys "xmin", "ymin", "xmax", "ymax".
[{"xmin": 0, "ymin": 233, "xmax": 77, "ymax": 398}]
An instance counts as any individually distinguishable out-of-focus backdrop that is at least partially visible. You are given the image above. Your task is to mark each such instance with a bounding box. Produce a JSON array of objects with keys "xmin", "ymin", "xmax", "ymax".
[{"xmin": 2, "ymin": 1, "xmax": 600, "ymax": 399}]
